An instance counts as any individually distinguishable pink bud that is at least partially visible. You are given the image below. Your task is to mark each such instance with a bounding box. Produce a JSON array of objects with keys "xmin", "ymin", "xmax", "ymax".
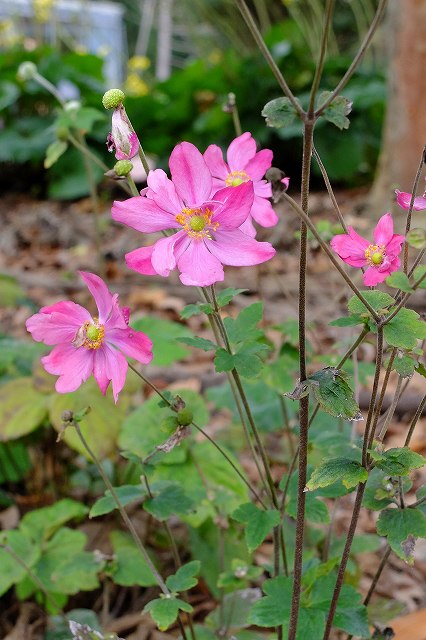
[{"xmin": 107, "ymin": 105, "xmax": 139, "ymax": 160}]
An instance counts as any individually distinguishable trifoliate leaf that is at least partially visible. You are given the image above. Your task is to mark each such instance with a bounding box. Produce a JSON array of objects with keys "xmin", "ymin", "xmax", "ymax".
[
  {"xmin": 89, "ymin": 485, "xmax": 145, "ymax": 518},
  {"xmin": 318, "ymin": 92, "xmax": 352, "ymax": 130},
  {"xmin": 232, "ymin": 503, "xmax": 281, "ymax": 553},
  {"xmin": 261, "ymin": 97, "xmax": 299, "ymax": 128},
  {"xmin": 143, "ymin": 596, "xmax": 192, "ymax": 631},
  {"xmin": 376, "ymin": 508, "xmax": 426, "ymax": 563},
  {"xmin": 216, "ymin": 288, "xmax": 248, "ymax": 307},
  {"xmin": 143, "ymin": 482, "xmax": 195, "ymax": 521},
  {"xmin": 306, "ymin": 458, "xmax": 368, "ymax": 491},
  {"xmin": 369, "ymin": 447, "xmax": 425, "ymax": 476},
  {"xmin": 178, "ymin": 336, "xmax": 218, "ymax": 351},
  {"xmin": 383, "ymin": 308, "xmax": 426, "ymax": 350},
  {"xmin": 166, "ymin": 561, "xmax": 200, "ymax": 592},
  {"xmin": 348, "ymin": 291, "xmax": 395, "ymax": 316}
]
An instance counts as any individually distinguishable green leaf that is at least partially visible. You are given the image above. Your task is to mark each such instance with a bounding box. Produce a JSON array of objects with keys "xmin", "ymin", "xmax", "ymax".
[
  {"xmin": 376, "ymin": 507, "xmax": 426, "ymax": 563},
  {"xmin": 392, "ymin": 354, "xmax": 416, "ymax": 378},
  {"xmin": 383, "ymin": 308, "xmax": 426, "ymax": 350},
  {"xmin": 20, "ymin": 499, "xmax": 88, "ymax": 543},
  {"xmin": 178, "ymin": 336, "xmax": 218, "ymax": 351},
  {"xmin": 206, "ymin": 588, "xmax": 262, "ymax": 630},
  {"xmin": 143, "ymin": 596, "xmax": 192, "ymax": 631},
  {"xmin": 369, "ymin": 447, "xmax": 425, "ymax": 476},
  {"xmin": 89, "ymin": 485, "xmax": 145, "ymax": 518},
  {"xmin": 329, "ymin": 315, "xmax": 365, "ymax": 327},
  {"xmin": 363, "ymin": 469, "xmax": 399, "ymax": 511},
  {"xmin": 248, "ymin": 576, "xmax": 297, "ymax": 627},
  {"xmin": 131, "ymin": 317, "xmax": 191, "ymax": 366},
  {"xmin": 0, "ymin": 530, "xmax": 41, "ymax": 596},
  {"xmin": 413, "ymin": 265, "xmax": 426, "ymax": 288},
  {"xmin": 348, "ymin": 291, "xmax": 395, "ymax": 316},
  {"xmin": 0, "ymin": 80, "xmax": 20, "ymax": 110},
  {"xmin": 261, "ymin": 97, "xmax": 298, "ymax": 128},
  {"xmin": 143, "ymin": 482, "xmax": 195, "ymax": 521},
  {"xmin": 44, "ymin": 140, "xmax": 68, "ymax": 169},
  {"xmin": 318, "ymin": 92, "xmax": 352, "ymax": 130},
  {"xmin": 110, "ymin": 531, "xmax": 158, "ymax": 586},
  {"xmin": 286, "ymin": 493, "xmax": 330, "ymax": 524},
  {"xmin": 224, "ymin": 302, "xmax": 264, "ymax": 344},
  {"xmin": 180, "ymin": 303, "xmax": 213, "ymax": 318},
  {"xmin": 385, "ymin": 271, "xmax": 413, "ymax": 292},
  {"xmin": 166, "ymin": 560, "xmax": 201, "ymax": 592},
  {"xmin": 0, "ymin": 441, "xmax": 31, "ymax": 483},
  {"xmin": 233, "ymin": 342, "xmax": 270, "ymax": 379},
  {"xmin": 0, "ymin": 377, "xmax": 47, "ymax": 440},
  {"xmin": 310, "ymin": 576, "xmax": 369, "ymax": 637},
  {"xmin": 0, "ymin": 274, "xmax": 27, "ymax": 308},
  {"xmin": 232, "ymin": 503, "xmax": 281, "ymax": 553},
  {"xmin": 406, "ymin": 229, "xmax": 426, "ymax": 250},
  {"xmin": 214, "ymin": 348, "xmax": 235, "ymax": 372},
  {"xmin": 216, "ymin": 288, "xmax": 248, "ymax": 307},
  {"xmin": 217, "ymin": 559, "xmax": 263, "ymax": 589},
  {"xmin": 306, "ymin": 458, "xmax": 368, "ymax": 491}
]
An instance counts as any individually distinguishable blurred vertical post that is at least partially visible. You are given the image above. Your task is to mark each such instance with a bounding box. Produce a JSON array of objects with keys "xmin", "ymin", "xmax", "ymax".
[
  {"xmin": 135, "ymin": 0, "xmax": 157, "ymax": 57},
  {"xmin": 156, "ymin": 0, "xmax": 173, "ymax": 80},
  {"xmin": 371, "ymin": 0, "xmax": 426, "ymax": 208}
]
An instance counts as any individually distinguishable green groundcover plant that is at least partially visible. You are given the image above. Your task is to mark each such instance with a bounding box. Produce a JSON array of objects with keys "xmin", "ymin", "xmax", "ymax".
[{"xmin": 1, "ymin": 1, "xmax": 425, "ymax": 639}]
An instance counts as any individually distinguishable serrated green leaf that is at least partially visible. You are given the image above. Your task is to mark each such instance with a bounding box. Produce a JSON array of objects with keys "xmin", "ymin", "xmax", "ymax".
[
  {"xmin": 20, "ymin": 499, "xmax": 88, "ymax": 543},
  {"xmin": 413, "ymin": 265, "xmax": 426, "ymax": 288},
  {"xmin": 306, "ymin": 458, "xmax": 368, "ymax": 491},
  {"xmin": 0, "ymin": 530, "xmax": 41, "ymax": 596},
  {"xmin": 0, "ymin": 377, "xmax": 47, "ymax": 440},
  {"xmin": 143, "ymin": 596, "xmax": 192, "ymax": 631},
  {"xmin": 234, "ymin": 342, "xmax": 270, "ymax": 379},
  {"xmin": 89, "ymin": 485, "xmax": 145, "ymax": 518},
  {"xmin": 232, "ymin": 503, "xmax": 280, "ymax": 553},
  {"xmin": 391, "ymin": 354, "xmax": 416, "ymax": 378},
  {"xmin": 216, "ymin": 288, "xmax": 248, "ymax": 307},
  {"xmin": 416, "ymin": 362, "xmax": 426, "ymax": 378},
  {"xmin": 308, "ymin": 367, "xmax": 362, "ymax": 421},
  {"xmin": 180, "ymin": 303, "xmax": 213, "ymax": 318},
  {"xmin": 318, "ymin": 92, "xmax": 352, "ymax": 130},
  {"xmin": 166, "ymin": 560, "xmax": 200, "ymax": 592},
  {"xmin": 385, "ymin": 271, "xmax": 414, "ymax": 292},
  {"xmin": 261, "ymin": 97, "xmax": 298, "ymax": 128},
  {"xmin": 178, "ymin": 336, "xmax": 218, "ymax": 351},
  {"xmin": 206, "ymin": 588, "xmax": 261, "ymax": 630},
  {"xmin": 406, "ymin": 229, "xmax": 426, "ymax": 249},
  {"xmin": 214, "ymin": 348, "xmax": 235, "ymax": 372},
  {"xmin": 329, "ymin": 315, "xmax": 365, "ymax": 327},
  {"xmin": 376, "ymin": 507, "xmax": 426, "ymax": 563},
  {"xmin": 144, "ymin": 482, "xmax": 195, "ymax": 521},
  {"xmin": 110, "ymin": 530, "xmax": 157, "ymax": 587},
  {"xmin": 383, "ymin": 308, "xmax": 426, "ymax": 350},
  {"xmin": 369, "ymin": 447, "xmax": 425, "ymax": 476},
  {"xmin": 348, "ymin": 291, "xmax": 395, "ymax": 316},
  {"xmin": 44, "ymin": 140, "xmax": 68, "ymax": 168},
  {"xmin": 224, "ymin": 302, "xmax": 264, "ymax": 345},
  {"xmin": 286, "ymin": 493, "xmax": 330, "ymax": 524}
]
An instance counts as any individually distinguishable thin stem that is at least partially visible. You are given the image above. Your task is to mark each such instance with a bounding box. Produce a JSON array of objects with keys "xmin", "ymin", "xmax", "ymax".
[
  {"xmin": 376, "ymin": 375, "xmax": 403, "ymax": 442},
  {"xmin": 366, "ymin": 347, "xmax": 396, "ymax": 450},
  {"xmin": 281, "ymin": 192, "xmax": 380, "ymax": 322},
  {"xmin": 72, "ymin": 420, "xmax": 169, "ymax": 594},
  {"xmin": 67, "ymin": 133, "xmax": 109, "ymax": 172},
  {"xmin": 364, "ymin": 545, "xmax": 392, "ymax": 606},
  {"xmin": 362, "ymin": 328, "xmax": 384, "ymax": 466},
  {"xmin": 127, "ymin": 363, "xmax": 265, "ymax": 505},
  {"xmin": 227, "ymin": 92, "xmax": 242, "ymax": 137},
  {"xmin": 403, "ymin": 147, "xmax": 426, "ymax": 273},
  {"xmin": 312, "ymin": 146, "xmax": 349, "ymax": 233},
  {"xmin": 234, "ymin": 0, "xmax": 304, "ymax": 118},
  {"xmin": 379, "ymin": 269, "xmax": 426, "ymax": 327},
  {"xmin": 315, "ymin": 0, "xmax": 388, "ymax": 117},
  {"xmin": 308, "ymin": 0, "xmax": 335, "ymax": 115},
  {"xmin": 138, "ymin": 146, "xmax": 151, "ymax": 178},
  {"xmin": 322, "ymin": 482, "xmax": 366, "ymax": 640},
  {"xmin": 404, "ymin": 393, "xmax": 426, "ymax": 447},
  {"xmin": 279, "ymin": 395, "xmax": 295, "ymax": 457},
  {"xmin": 407, "ymin": 248, "xmax": 425, "ymax": 278},
  {"xmin": 34, "ymin": 71, "xmax": 66, "ymax": 107},
  {"xmin": 127, "ymin": 175, "xmax": 141, "ymax": 197}
]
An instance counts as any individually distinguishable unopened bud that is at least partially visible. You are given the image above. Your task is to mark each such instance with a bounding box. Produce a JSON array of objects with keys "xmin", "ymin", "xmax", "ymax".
[
  {"xmin": 176, "ymin": 408, "xmax": 193, "ymax": 426},
  {"xmin": 17, "ymin": 61, "xmax": 37, "ymax": 81},
  {"xmin": 61, "ymin": 410, "xmax": 74, "ymax": 423},
  {"xmin": 102, "ymin": 88, "xmax": 125, "ymax": 110},
  {"xmin": 114, "ymin": 160, "xmax": 133, "ymax": 177}
]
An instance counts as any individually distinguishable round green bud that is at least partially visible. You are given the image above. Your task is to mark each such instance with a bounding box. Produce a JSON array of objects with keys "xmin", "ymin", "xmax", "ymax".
[
  {"xmin": 114, "ymin": 160, "xmax": 133, "ymax": 177},
  {"xmin": 56, "ymin": 126, "xmax": 69, "ymax": 141},
  {"xmin": 17, "ymin": 61, "xmax": 37, "ymax": 81},
  {"xmin": 161, "ymin": 416, "xmax": 179, "ymax": 432},
  {"xmin": 176, "ymin": 408, "xmax": 193, "ymax": 426},
  {"xmin": 102, "ymin": 88, "xmax": 125, "ymax": 110}
]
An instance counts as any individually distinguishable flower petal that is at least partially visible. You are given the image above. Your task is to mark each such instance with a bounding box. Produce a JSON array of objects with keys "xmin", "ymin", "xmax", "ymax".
[
  {"xmin": 212, "ymin": 182, "xmax": 254, "ymax": 229},
  {"xmin": 254, "ymin": 179, "xmax": 273, "ymax": 198},
  {"xmin": 385, "ymin": 234, "xmax": 405, "ymax": 257},
  {"xmin": 227, "ymin": 132, "xmax": 256, "ymax": 172},
  {"xmin": 203, "ymin": 144, "xmax": 229, "ymax": 180},
  {"xmin": 169, "ymin": 142, "xmax": 212, "ymax": 206},
  {"xmin": 151, "ymin": 231, "xmax": 190, "ymax": 277},
  {"xmin": 42, "ymin": 343, "xmax": 94, "ymax": 394},
  {"xmin": 373, "ymin": 213, "xmax": 394, "ymax": 246},
  {"xmin": 112, "ymin": 196, "xmax": 176, "ymax": 233},
  {"xmin": 330, "ymin": 229, "xmax": 368, "ymax": 267},
  {"xmin": 79, "ymin": 272, "xmax": 114, "ymax": 324},
  {"xmin": 205, "ymin": 229, "xmax": 275, "ymax": 266},
  {"xmin": 106, "ymin": 326, "xmax": 153, "ymax": 364},
  {"xmin": 395, "ymin": 190, "xmax": 426, "ymax": 211},
  {"xmin": 239, "ymin": 216, "xmax": 257, "ymax": 237},
  {"xmin": 177, "ymin": 240, "xmax": 224, "ymax": 286},
  {"xmin": 250, "ymin": 195, "xmax": 278, "ymax": 227},
  {"xmin": 147, "ymin": 169, "xmax": 183, "ymax": 214},
  {"xmin": 26, "ymin": 301, "xmax": 90, "ymax": 345},
  {"xmin": 102, "ymin": 344, "xmax": 128, "ymax": 403},
  {"xmin": 125, "ymin": 245, "xmax": 158, "ymax": 275},
  {"xmin": 244, "ymin": 149, "xmax": 273, "ymax": 181},
  {"xmin": 93, "ymin": 348, "xmax": 110, "ymax": 396},
  {"xmin": 363, "ymin": 266, "xmax": 387, "ymax": 286}
]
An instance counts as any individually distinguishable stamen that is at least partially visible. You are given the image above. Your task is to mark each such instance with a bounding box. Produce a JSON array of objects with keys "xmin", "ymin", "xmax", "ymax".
[
  {"xmin": 175, "ymin": 206, "xmax": 219, "ymax": 240},
  {"xmin": 73, "ymin": 317, "xmax": 105, "ymax": 350},
  {"xmin": 225, "ymin": 170, "xmax": 249, "ymax": 187},
  {"xmin": 365, "ymin": 244, "xmax": 385, "ymax": 267}
]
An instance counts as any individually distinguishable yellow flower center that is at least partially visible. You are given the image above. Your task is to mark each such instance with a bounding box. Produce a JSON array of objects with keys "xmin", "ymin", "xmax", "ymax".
[
  {"xmin": 175, "ymin": 207, "xmax": 219, "ymax": 240},
  {"xmin": 225, "ymin": 170, "xmax": 249, "ymax": 187},
  {"xmin": 365, "ymin": 244, "xmax": 385, "ymax": 267},
  {"xmin": 72, "ymin": 318, "xmax": 105, "ymax": 350}
]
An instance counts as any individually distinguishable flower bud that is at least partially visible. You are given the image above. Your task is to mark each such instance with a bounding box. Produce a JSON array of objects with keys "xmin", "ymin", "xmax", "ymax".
[
  {"xmin": 176, "ymin": 408, "xmax": 193, "ymax": 426},
  {"xmin": 17, "ymin": 61, "xmax": 38, "ymax": 81},
  {"xmin": 114, "ymin": 160, "xmax": 133, "ymax": 177},
  {"xmin": 102, "ymin": 88, "xmax": 125, "ymax": 110},
  {"xmin": 106, "ymin": 104, "xmax": 139, "ymax": 160}
]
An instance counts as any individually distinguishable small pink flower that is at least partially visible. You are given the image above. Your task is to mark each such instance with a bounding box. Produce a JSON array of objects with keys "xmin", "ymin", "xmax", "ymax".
[
  {"xmin": 395, "ymin": 180, "xmax": 426, "ymax": 211},
  {"xmin": 26, "ymin": 272, "xmax": 152, "ymax": 402},
  {"xmin": 107, "ymin": 105, "xmax": 139, "ymax": 160},
  {"xmin": 112, "ymin": 141, "xmax": 275, "ymax": 287},
  {"xmin": 330, "ymin": 213, "xmax": 405, "ymax": 286},
  {"xmin": 204, "ymin": 132, "xmax": 280, "ymax": 234}
]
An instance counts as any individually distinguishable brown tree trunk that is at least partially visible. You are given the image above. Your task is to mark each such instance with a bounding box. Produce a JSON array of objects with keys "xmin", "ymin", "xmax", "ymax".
[{"xmin": 371, "ymin": 0, "xmax": 426, "ymax": 212}]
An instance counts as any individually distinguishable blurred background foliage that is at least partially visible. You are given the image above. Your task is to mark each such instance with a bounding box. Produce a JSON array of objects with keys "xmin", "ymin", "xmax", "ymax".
[{"xmin": 0, "ymin": 0, "xmax": 385, "ymax": 199}]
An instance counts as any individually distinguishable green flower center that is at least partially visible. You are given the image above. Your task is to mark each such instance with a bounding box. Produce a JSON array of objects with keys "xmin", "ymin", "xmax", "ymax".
[
  {"xmin": 225, "ymin": 170, "xmax": 249, "ymax": 187},
  {"xmin": 371, "ymin": 251, "xmax": 384, "ymax": 265},
  {"xmin": 189, "ymin": 215, "xmax": 207, "ymax": 232},
  {"xmin": 86, "ymin": 324, "xmax": 102, "ymax": 341}
]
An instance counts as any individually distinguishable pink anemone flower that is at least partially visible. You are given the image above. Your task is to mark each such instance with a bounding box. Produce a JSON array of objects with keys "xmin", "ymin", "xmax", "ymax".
[
  {"xmin": 26, "ymin": 272, "xmax": 152, "ymax": 402},
  {"xmin": 203, "ymin": 132, "xmax": 280, "ymax": 235},
  {"xmin": 395, "ymin": 180, "xmax": 426, "ymax": 211},
  {"xmin": 330, "ymin": 213, "xmax": 405, "ymax": 286},
  {"xmin": 112, "ymin": 141, "xmax": 275, "ymax": 287}
]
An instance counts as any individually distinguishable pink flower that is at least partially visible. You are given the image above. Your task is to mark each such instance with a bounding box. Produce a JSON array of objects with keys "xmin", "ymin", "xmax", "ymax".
[
  {"xmin": 203, "ymin": 132, "xmax": 279, "ymax": 235},
  {"xmin": 395, "ymin": 181, "xmax": 426, "ymax": 211},
  {"xmin": 112, "ymin": 141, "xmax": 275, "ymax": 287},
  {"xmin": 330, "ymin": 213, "xmax": 405, "ymax": 286},
  {"xmin": 106, "ymin": 105, "xmax": 139, "ymax": 160},
  {"xmin": 26, "ymin": 272, "xmax": 152, "ymax": 402}
]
